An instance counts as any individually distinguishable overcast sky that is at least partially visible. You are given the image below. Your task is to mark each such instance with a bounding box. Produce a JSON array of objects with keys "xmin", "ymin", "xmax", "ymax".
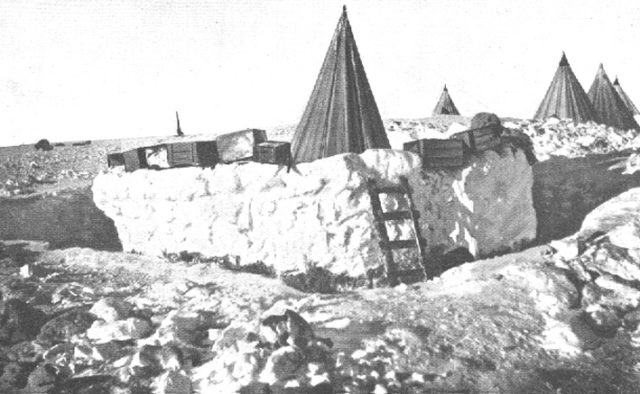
[{"xmin": 1, "ymin": 0, "xmax": 640, "ymax": 146}]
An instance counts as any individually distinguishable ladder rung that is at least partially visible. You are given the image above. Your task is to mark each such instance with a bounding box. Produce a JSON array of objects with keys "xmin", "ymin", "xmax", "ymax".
[
  {"xmin": 396, "ymin": 268, "xmax": 426, "ymax": 277},
  {"xmin": 379, "ymin": 210, "xmax": 420, "ymax": 221},
  {"xmin": 380, "ymin": 239, "xmax": 425, "ymax": 250},
  {"xmin": 374, "ymin": 186, "xmax": 406, "ymax": 195}
]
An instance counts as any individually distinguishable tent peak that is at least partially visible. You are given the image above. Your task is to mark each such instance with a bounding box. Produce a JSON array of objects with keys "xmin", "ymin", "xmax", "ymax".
[
  {"xmin": 559, "ymin": 52, "xmax": 569, "ymax": 66},
  {"xmin": 614, "ymin": 76, "xmax": 620, "ymax": 86},
  {"xmin": 443, "ymin": 84, "xmax": 448, "ymax": 91}
]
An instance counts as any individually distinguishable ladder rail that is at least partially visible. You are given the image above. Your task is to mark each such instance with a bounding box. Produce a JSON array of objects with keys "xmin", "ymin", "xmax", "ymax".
[
  {"xmin": 367, "ymin": 176, "xmax": 429, "ymax": 287},
  {"xmin": 367, "ymin": 178, "xmax": 399, "ymax": 286}
]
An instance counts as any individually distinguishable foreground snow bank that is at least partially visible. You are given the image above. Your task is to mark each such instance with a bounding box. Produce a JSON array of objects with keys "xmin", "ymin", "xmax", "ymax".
[{"xmin": 93, "ymin": 147, "xmax": 535, "ymax": 277}]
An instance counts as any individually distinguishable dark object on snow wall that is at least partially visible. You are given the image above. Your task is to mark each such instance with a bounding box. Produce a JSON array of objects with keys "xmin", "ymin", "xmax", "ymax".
[
  {"xmin": 253, "ymin": 141, "xmax": 291, "ymax": 165},
  {"xmin": 107, "ymin": 152, "xmax": 125, "ymax": 168},
  {"xmin": 34, "ymin": 139, "xmax": 53, "ymax": 151},
  {"xmin": 123, "ymin": 148, "xmax": 148, "ymax": 172},
  {"xmin": 176, "ymin": 111, "xmax": 184, "ymax": 136},
  {"xmin": 71, "ymin": 140, "xmax": 92, "ymax": 146},
  {"xmin": 470, "ymin": 112, "xmax": 502, "ymax": 130},
  {"xmin": 291, "ymin": 6, "xmax": 390, "ymax": 163},
  {"xmin": 403, "ymin": 139, "xmax": 465, "ymax": 168}
]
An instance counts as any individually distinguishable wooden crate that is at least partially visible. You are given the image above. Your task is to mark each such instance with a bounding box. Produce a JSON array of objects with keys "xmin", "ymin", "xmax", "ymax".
[
  {"xmin": 107, "ymin": 152, "xmax": 125, "ymax": 168},
  {"xmin": 167, "ymin": 141, "xmax": 218, "ymax": 168},
  {"xmin": 123, "ymin": 148, "xmax": 147, "ymax": 172},
  {"xmin": 403, "ymin": 139, "xmax": 465, "ymax": 168},
  {"xmin": 451, "ymin": 125, "xmax": 501, "ymax": 153},
  {"xmin": 216, "ymin": 129, "xmax": 267, "ymax": 163},
  {"xmin": 253, "ymin": 141, "xmax": 291, "ymax": 165}
]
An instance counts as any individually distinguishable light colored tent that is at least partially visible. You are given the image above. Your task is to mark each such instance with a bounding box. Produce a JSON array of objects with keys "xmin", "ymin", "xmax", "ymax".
[
  {"xmin": 432, "ymin": 85, "xmax": 460, "ymax": 116},
  {"xmin": 613, "ymin": 77, "xmax": 640, "ymax": 116},
  {"xmin": 534, "ymin": 53, "xmax": 598, "ymax": 123},
  {"xmin": 291, "ymin": 6, "xmax": 390, "ymax": 163},
  {"xmin": 588, "ymin": 64, "xmax": 639, "ymax": 131}
]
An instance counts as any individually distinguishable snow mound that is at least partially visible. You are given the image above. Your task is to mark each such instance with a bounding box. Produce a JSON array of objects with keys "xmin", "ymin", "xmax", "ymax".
[{"xmin": 511, "ymin": 119, "xmax": 640, "ymax": 161}]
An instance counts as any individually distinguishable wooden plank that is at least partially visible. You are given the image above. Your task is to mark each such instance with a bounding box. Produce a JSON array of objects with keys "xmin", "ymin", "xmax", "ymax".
[
  {"xmin": 381, "ymin": 239, "xmax": 426, "ymax": 250},
  {"xmin": 396, "ymin": 268, "xmax": 426, "ymax": 277},
  {"xmin": 380, "ymin": 210, "xmax": 420, "ymax": 221},
  {"xmin": 123, "ymin": 148, "xmax": 147, "ymax": 172},
  {"xmin": 374, "ymin": 186, "xmax": 405, "ymax": 195},
  {"xmin": 367, "ymin": 178, "xmax": 398, "ymax": 287}
]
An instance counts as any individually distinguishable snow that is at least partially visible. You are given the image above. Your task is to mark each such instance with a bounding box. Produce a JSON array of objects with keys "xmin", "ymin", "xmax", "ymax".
[{"xmin": 93, "ymin": 146, "xmax": 535, "ymax": 277}]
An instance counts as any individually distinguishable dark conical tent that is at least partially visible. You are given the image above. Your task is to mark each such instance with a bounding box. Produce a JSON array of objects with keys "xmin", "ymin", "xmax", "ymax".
[
  {"xmin": 613, "ymin": 77, "xmax": 640, "ymax": 116},
  {"xmin": 588, "ymin": 64, "xmax": 639, "ymax": 130},
  {"xmin": 291, "ymin": 6, "xmax": 390, "ymax": 163},
  {"xmin": 533, "ymin": 52, "xmax": 599, "ymax": 123},
  {"xmin": 432, "ymin": 85, "xmax": 460, "ymax": 116}
]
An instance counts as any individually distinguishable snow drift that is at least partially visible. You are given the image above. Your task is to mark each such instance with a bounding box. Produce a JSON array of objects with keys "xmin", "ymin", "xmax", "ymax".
[{"xmin": 93, "ymin": 146, "xmax": 535, "ymax": 277}]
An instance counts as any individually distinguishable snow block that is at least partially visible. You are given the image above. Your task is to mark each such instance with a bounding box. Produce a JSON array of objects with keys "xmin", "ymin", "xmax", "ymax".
[{"xmin": 92, "ymin": 146, "xmax": 536, "ymax": 277}]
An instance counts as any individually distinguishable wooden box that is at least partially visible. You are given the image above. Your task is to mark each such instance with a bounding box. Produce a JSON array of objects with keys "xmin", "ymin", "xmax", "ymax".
[
  {"xmin": 403, "ymin": 139, "xmax": 465, "ymax": 168},
  {"xmin": 253, "ymin": 141, "xmax": 291, "ymax": 165},
  {"xmin": 167, "ymin": 141, "xmax": 218, "ymax": 168},
  {"xmin": 451, "ymin": 125, "xmax": 501, "ymax": 153},
  {"xmin": 107, "ymin": 152, "xmax": 125, "ymax": 168},
  {"xmin": 216, "ymin": 129, "xmax": 267, "ymax": 163},
  {"xmin": 123, "ymin": 148, "xmax": 147, "ymax": 172}
]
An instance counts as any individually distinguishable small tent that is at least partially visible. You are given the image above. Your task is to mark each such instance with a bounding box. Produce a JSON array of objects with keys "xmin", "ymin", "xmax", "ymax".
[
  {"xmin": 432, "ymin": 85, "xmax": 460, "ymax": 116},
  {"xmin": 534, "ymin": 52, "xmax": 598, "ymax": 123},
  {"xmin": 613, "ymin": 77, "xmax": 640, "ymax": 116},
  {"xmin": 291, "ymin": 6, "xmax": 390, "ymax": 163},
  {"xmin": 588, "ymin": 64, "xmax": 639, "ymax": 131}
]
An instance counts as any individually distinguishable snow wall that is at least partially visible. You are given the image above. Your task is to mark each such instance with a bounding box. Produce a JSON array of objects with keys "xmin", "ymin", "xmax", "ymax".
[{"xmin": 92, "ymin": 146, "xmax": 536, "ymax": 277}]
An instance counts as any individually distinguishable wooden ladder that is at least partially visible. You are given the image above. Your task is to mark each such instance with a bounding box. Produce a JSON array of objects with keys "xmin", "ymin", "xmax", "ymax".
[{"xmin": 367, "ymin": 176, "xmax": 429, "ymax": 287}]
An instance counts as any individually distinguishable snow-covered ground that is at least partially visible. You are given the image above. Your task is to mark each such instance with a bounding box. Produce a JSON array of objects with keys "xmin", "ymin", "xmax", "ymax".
[{"xmin": 3, "ymin": 115, "xmax": 640, "ymax": 392}]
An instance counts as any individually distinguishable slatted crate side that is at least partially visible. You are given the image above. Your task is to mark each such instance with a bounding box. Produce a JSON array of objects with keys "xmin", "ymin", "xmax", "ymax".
[
  {"xmin": 107, "ymin": 152, "xmax": 125, "ymax": 167},
  {"xmin": 194, "ymin": 141, "xmax": 218, "ymax": 167},
  {"xmin": 253, "ymin": 141, "xmax": 291, "ymax": 165},
  {"xmin": 123, "ymin": 148, "xmax": 148, "ymax": 172},
  {"xmin": 167, "ymin": 143, "xmax": 196, "ymax": 167},
  {"xmin": 451, "ymin": 125, "xmax": 501, "ymax": 153},
  {"xmin": 403, "ymin": 139, "xmax": 465, "ymax": 168},
  {"xmin": 423, "ymin": 143, "xmax": 465, "ymax": 167}
]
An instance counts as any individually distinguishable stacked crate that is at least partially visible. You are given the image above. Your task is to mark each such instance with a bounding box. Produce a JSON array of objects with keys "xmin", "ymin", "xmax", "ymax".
[
  {"xmin": 216, "ymin": 129, "xmax": 267, "ymax": 163},
  {"xmin": 253, "ymin": 141, "xmax": 291, "ymax": 165},
  {"xmin": 403, "ymin": 139, "xmax": 465, "ymax": 168},
  {"xmin": 450, "ymin": 125, "xmax": 501, "ymax": 153}
]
